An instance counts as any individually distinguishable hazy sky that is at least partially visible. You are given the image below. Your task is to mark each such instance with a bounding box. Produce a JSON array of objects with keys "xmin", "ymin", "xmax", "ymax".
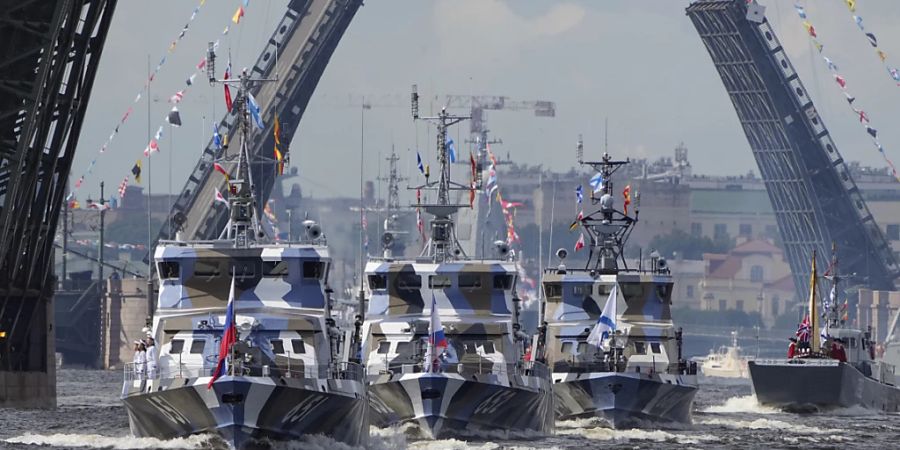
[{"xmin": 72, "ymin": 1, "xmax": 900, "ymax": 201}]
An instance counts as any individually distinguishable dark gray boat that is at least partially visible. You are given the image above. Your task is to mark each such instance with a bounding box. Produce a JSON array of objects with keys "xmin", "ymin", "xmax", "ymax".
[
  {"xmin": 540, "ymin": 151, "xmax": 698, "ymax": 428},
  {"xmin": 750, "ymin": 250, "xmax": 900, "ymax": 413}
]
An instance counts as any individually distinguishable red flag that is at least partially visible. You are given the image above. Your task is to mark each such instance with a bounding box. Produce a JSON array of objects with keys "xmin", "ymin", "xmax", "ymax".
[
  {"xmin": 223, "ymin": 62, "xmax": 233, "ymax": 112},
  {"xmin": 574, "ymin": 233, "xmax": 585, "ymax": 252},
  {"xmin": 208, "ymin": 276, "xmax": 237, "ymax": 388},
  {"xmin": 623, "ymin": 185, "xmax": 632, "ymax": 216},
  {"xmin": 214, "ymin": 162, "xmax": 230, "ymax": 181}
]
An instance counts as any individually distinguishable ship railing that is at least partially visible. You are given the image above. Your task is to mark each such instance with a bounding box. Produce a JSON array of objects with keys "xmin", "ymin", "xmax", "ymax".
[
  {"xmin": 754, "ymin": 358, "xmax": 840, "ymax": 366},
  {"xmin": 376, "ymin": 360, "xmax": 549, "ymax": 379},
  {"xmin": 122, "ymin": 361, "xmax": 365, "ymax": 383}
]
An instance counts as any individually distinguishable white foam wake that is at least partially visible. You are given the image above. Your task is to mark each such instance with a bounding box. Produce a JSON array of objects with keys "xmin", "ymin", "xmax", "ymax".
[
  {"xmin": 3, "ymin": 433, "xmax": 213, "ymax": 449},
  {"xmin": 555, "ymin": 420, "xmax": 717, "ymax": 445},
  {"xmin": 697, "ymin": 417, "xmax": 838, "ymax": 435},
  {"xmin": 701, "ymin": 395, "xmax": 779, "ymax": 414}
]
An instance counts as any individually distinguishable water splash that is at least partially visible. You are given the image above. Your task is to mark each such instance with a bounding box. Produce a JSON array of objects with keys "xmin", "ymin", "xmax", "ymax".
[
  {"xmin": 701, "ymin": 395, "xmax": 778, "ymax": 414},
  {"xmin": 3, "ymin": 433, "xmax": 214, "ymax": 449},
  {"xmin": 698, "ymin": 417, "xmax": 838, "ymax": 435},
  {"xmin": 556, "ymin": 421, "xmax": 717, "ymax": 445}
]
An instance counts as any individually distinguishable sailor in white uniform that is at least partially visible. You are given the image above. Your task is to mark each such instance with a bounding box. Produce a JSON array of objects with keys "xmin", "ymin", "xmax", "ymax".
[
  {"xmin": 145, "ymin": 337, "xmax": 158, "ymax": 379},
  {"xmin": 133, "ymin": 341, "xmax": 146, "ymax": 379}
]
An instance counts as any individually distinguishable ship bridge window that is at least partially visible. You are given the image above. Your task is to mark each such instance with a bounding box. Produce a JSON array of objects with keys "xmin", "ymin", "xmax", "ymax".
[
  {"xmin": 271, "ymin": 340, "xmax": 285, "ymax": 354},
  {"xmin": 561, "ymin": 341, "xmax": 573, "ymax": 354},
  {"xmin": 459, "ymin": 274, "xmax": 482, "ymax": 289},
  {"xmin": 597, "ymin": 284, "xmax": 614, "ymax": 296},
  {"xmin": 429, "ymin": 275, "xmax": 452, "ymax": 288},
  {"xmin": 302, "ymin": 261, "xmax": 325, "ymax": 279},
  {"xmin": 193, "ymin": 260, "xmax": 221, "ymax": 277},
  {"xmin": 395, "ymin": 341, "xmax": 413, "ymax": 355},
  {"xmin": 291, "ymin": 339, "xmax": 306, "ymax": 354},
  {"xmin": 577, "ymin": 342, "xmax": 588, "ymax": 355},
  {"xmin": 158, "ymin": 262, "xmax": 179, "ymax": 279},
  {"xmin": 650, "ymin": 342, "xmax": 661, "ymax": 354},
  {"xmin": 633, "ymin": 342, "xmax": 647, "ymax": 355},
  {"xmin": 190, "ymin": 340, "xmax": 206, "ymax": 354},
  {"xmin": 169, "ymin": 339, "xmax": 184, "ymax": 354},
  {"xmin": 394, "ymin": 273, "xmax": 422, "ymax": 291},
  {"xmin": 263, "ymin": 261, "xmax": 289, "ymax": 277},
  {"xmin": 368, "ymin": 274, "xmax": 387, "ymax": 290},
  {"xmin": 544, "ymin": 283, "xmax": 562, "ymax": 299},
  {"xmin": 229, "ymin": 261, "xmax": 257, "ymax": 279},
  {"xmin": 656, "ymin": 284, "xmax": 673, "ymax": 304},
  {"xmin": 493, "ymin": 274, "xmax": 514, "ymax": 290},
  {"xmin": 573, "ymin": 285, "xmax": 590, "ymax": 296},
  {"xmin": 376, "ymin": 341, "xmax": 390, "ymax": 354},
  {"xmin": 849, "ymin": 337, "xmax": 857, "ymax": 348}
]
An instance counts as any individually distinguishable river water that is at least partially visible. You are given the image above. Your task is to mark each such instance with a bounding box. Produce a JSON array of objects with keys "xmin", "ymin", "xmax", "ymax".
[{"xmin": 1, "ymin": 367, "xmax": 896, "ymax": 450}]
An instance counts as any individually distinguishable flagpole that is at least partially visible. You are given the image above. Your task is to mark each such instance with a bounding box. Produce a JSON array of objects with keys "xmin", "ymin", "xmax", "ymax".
[{"xmin": 146, "ymin": 54, "xmax": 154, "ymax": 317}]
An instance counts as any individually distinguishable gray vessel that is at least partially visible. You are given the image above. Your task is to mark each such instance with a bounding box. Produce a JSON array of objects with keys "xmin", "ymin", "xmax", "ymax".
[
  {"xmin": 120, "ymin": 63, "xmax": 368, "ymax": 448},
  {"xmin": 749, "ymin": 249, "xmax": 900, "ymax": 412},
  {"xmin": 539, "ymin": 150, "xmax": 698, "ymax": 428},
  {"xmin": 361, "ymin": 90, "xmax": 555, "ymax": 438}
]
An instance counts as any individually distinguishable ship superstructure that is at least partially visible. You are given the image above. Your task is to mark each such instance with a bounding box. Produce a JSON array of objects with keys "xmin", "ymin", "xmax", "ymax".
[
  {"xmin": 540, "ymin": 151, "xmax": 698, "ymax": 428},
  {"xmin": 120, "ymin": 57, "xmax": 367, "ymax": 448},
  {"xmin": 360, "ymin": 87, "xmax": 555, "ymax": 438}
]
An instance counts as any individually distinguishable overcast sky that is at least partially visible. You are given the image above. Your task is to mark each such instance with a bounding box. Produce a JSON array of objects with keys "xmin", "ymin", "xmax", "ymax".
[{"xmin": 72, "ymin": 0, "xmax": 900, "ymax": 201}]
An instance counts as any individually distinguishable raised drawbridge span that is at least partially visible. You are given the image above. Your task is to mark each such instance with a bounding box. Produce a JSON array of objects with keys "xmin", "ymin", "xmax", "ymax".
[{"xmin": 686, "ymin": 0, "xmax": 899, "ymax": 301}]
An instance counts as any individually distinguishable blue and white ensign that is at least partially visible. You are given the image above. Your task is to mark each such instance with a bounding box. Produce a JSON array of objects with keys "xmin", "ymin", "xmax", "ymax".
[
  {"xmin": 589, "ymin": 172, "xmax": 604, "ymax": 193},
  {"xmin": 587, "ymin": 284, "xmax": 617, "ymax": 346}
]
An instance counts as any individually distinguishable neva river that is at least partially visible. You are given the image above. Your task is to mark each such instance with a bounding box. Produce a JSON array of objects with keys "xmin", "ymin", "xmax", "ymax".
[{"xmin": 2, "ymin": 332, "xmax": 896, "ymax": 450}]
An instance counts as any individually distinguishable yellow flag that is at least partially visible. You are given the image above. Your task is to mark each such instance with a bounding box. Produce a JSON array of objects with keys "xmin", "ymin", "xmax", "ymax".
[
  {"xmin": 232, "ymin": 6, "xmax": 244, "ymax": 24},
  {"xmin": 879, "ymin": 50, "xmax": 888, "ymax": 62},
  {"xmin": 845, "ymin": 0, "xmax": 856, "ymax": 12}
]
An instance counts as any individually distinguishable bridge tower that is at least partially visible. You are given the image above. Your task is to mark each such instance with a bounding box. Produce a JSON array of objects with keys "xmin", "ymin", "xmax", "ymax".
[{"xmin": 0, "ymin": 0, "xmax": 118, "ymax": 407}]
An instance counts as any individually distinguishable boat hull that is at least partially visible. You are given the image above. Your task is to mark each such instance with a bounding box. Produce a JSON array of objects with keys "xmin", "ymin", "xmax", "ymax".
[
  {"xmin": 122, "ymin": 376, "xmax": 368, "ymax": 448},
  {"xmin": 368, "ymin": 373, "xmax": 555, "ymax": 438},
  {"xmin": 749, "ymin": 360, "xmax": 900, "ymax": 412},
  {"xmin": 553, "ymin": 372, "xmax": 698, "ymax": 428}
]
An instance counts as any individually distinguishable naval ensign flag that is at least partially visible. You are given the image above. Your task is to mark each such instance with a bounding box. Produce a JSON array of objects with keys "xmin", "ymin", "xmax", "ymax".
[
  {"xmin": 208, "ymin": 275, "xmax": 237, "ymax": 388},
  {"xmin": 587, "ymin": 284, "xmax": 618, "ymax": 347}
]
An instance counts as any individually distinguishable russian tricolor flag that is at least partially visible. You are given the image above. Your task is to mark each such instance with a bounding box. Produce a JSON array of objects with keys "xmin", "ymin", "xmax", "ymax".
[
  {"xmin": 426, "ymin": 293, "xmax": 447, "ymax": 372},
  {"xmin": 208, "ymin": 275, "xmax": 237, "ymax": 388}
]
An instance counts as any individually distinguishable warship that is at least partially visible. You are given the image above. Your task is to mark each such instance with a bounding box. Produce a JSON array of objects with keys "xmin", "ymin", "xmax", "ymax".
[
  {"xmin": 540, "ymin": 150, "xmax": 698, "ymax": 428},
  {"xmin": 120, "ymin": 59, "xmax": 368, "ymax": 448},
  {"xmin": 360, "ymin": 87, "xmax": 555, "ymax": 438},
  {"xmin": 749, "ymin": 249, "xmax": 900, "ymax": 412}
]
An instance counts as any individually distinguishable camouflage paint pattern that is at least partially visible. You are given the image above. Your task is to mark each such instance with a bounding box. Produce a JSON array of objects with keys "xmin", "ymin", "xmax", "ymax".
[
  {"xmin": 362, "ymin": 260, "xmax": 555, "ymax": 437},
  {"xmin": 541, "ymin": 269, "xmax": 698, "ymax": 425},
  {"xmin": 123, "ymin": 241, "xmax": 368, "ymax": 447}
]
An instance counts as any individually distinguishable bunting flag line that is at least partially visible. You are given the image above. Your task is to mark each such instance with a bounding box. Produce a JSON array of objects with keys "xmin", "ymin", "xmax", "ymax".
[
  {"xmin": 836, "ymin": 0, "xmax": 900, "ymax": 84},
  {"xmin": 416, "ymin": 151, "xmax": 425, "ymax": 175},
  {"xmin": 69, "ymin": 0, "xmax": 210, "ymax": 200},
  {"xmin": 446, "ymin": 137, "xmax": 456, "ymax": 163},
  {"xmin": 623, "ymin": 185, "xmax": 632, "ymax": 216},
  {"xmin": 569, "ymin": 210, "xmax": 584, "ymax": 231},
  {"xmin": 232, "ymin": 6, "xmax": 245, "ymax": 24},
  {"xmin": 575, "ymin": 185, "xmax": 583, "ymax": 204},
  {"xmin": 166, "ymin": 106, "xmax": 182, "ymax": 127},
  {"xmin": 792, "ymin": 4, "xmax": 900, "ymax": 182},
  {"xmin": 224, "ymin": 58, "xmax": 233, "ymax": 112},
  {"xmin": 213, "ymin": 124, "xmax": 223, "ymax": 150},
  {"xmin": 214, "ymin": 187, "xmax": 229, "ymax": 205},
  {"xmin": 247, "ymin": 93, "xmax": 264, "ymax": 129},
  {"xmin": 574, "ymin": 233, "xmax": 585, "ymax": 252},
  {"xmin": 117, "ymin": 176, "xmax": 129, "ymax": 198}
]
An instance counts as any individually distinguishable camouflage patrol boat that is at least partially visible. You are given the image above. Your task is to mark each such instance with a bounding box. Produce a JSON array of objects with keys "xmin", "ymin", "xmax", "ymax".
[
  {"xmin": 361, "ymin": 97, "xmax": 555, "ymax": 438},
  {"xmin": 540, "ymin": 151, "xmax": 698, "ymax": 428},
  {"xmin": 120, "ymin": 67, "xmax": 367, "ymax": 448}
]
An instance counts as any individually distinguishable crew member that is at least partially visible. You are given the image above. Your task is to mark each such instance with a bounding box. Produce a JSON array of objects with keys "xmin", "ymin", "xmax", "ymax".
[
  {"xmin": 145, "ymin": 337, "xmax": 158, "ymax": 379},
  {"xmin": 787, "ymin": 337, "xmax": 797, "ymax": 358},
  {"xmin": 524, "ymin": 345, "xmax": 533, "ymax": 362},
  {"xmin": 133, "ymin": 341, "xmax": 146, "ymax": 379}
]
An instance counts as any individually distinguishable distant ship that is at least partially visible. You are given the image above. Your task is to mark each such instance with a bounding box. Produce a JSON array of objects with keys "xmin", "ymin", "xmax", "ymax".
[
  {"xmin": 120, "ymin": 69, "xmax": 367, "ymax": 448},
  {"xmin": 540, "ymin": 151, "xmax": 699, "ymax": 428},
  {"xmin": 361, "ymin": 99, "xmax": 555, "ymax": 438},
  {"xmin": 701, "ymin": 331, "xmax": 750, "ymax": 379},
  {"xmin": 749, "ymin": 248, "xmax": 900, "ymax": 412}
]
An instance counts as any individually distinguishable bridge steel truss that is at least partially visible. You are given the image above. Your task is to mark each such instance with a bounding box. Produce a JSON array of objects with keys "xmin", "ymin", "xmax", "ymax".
[
  {"xmin": 0, "ymin": 0, "xmax": 117, "ymax": 397},
  {"xmin": 686, "ymin": 0, "xmax": 899, "ymax": 301},
  {"xmin": 155, "ymin": 0, "xmax": 363, "ymax": 244}
]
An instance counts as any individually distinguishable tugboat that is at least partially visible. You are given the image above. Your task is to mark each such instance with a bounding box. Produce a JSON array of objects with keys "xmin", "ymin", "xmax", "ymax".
[
  {"xmin": 749, "ymin": 248, "xmax": 900, "ymax": 412},
  {"xmin": 701, "ymin": 331, "xmax": 750, "ymax": 379},
  {"xmin": 120, "ymin": 63, "xmax": 368, "ymax": 448},
  {"xmin": 541, "ymin": 150, "xmax": 698, "ymax": 428},
  {"xmin": 361, "ymin": 88, "xmax": 555, "ymax": 438}
]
